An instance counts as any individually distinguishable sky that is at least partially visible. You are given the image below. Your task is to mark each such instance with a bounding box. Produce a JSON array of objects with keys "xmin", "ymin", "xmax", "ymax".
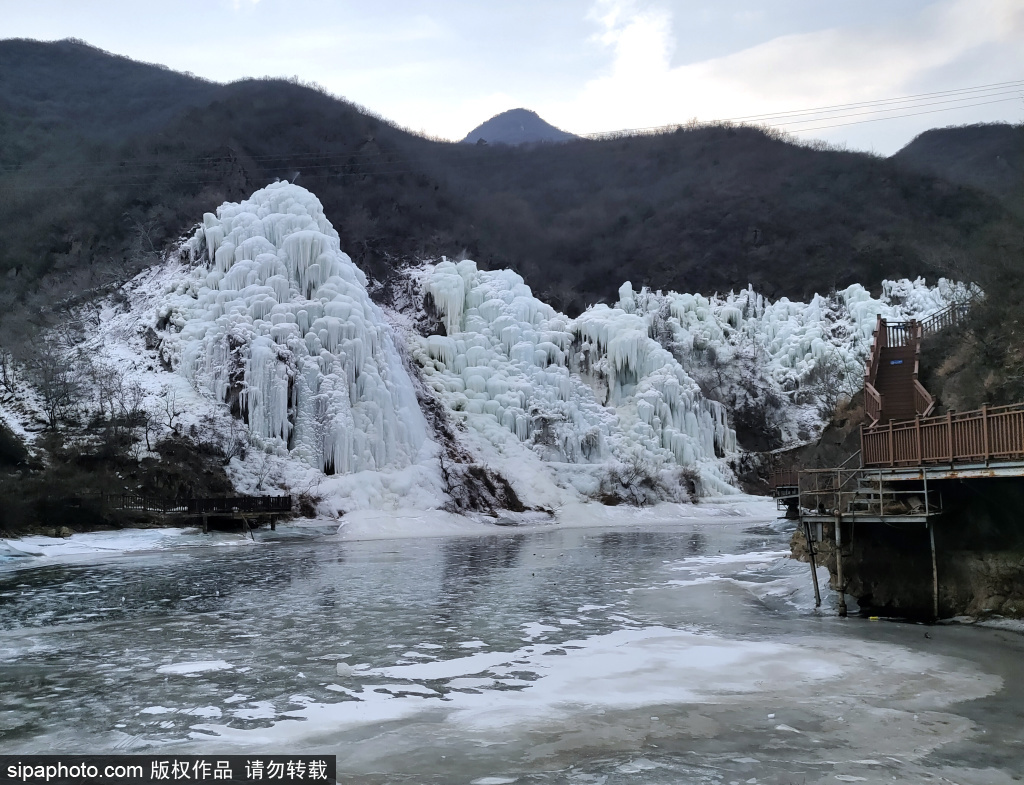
[{"xmin": 3, "ymin": 0, "xmax": 1022, "ymax": 154}]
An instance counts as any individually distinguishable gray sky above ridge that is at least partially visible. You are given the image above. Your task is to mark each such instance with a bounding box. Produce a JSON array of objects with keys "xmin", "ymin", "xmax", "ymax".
[{"xmin": 4, "ymin": 0, "xmax": 1022, "ymax": 154}]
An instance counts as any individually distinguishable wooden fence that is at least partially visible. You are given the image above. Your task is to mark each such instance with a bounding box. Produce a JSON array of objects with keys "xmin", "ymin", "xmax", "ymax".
[
  {"xmin": 117, "ymin": 495, "xmax": 189, "ymax": 514},
  {"xmin": 60, "ymin": 494, "xmax": 292, "ymax": 516},
  {"xmin": 919, "ymin": 301, "xmax": 971, "ymax": 335},
  {"xmin": 884, "ymin": 319, "xmax": 917, "ymax": 348},
  {"xmin": 60, "ymin": 494, "xmax": 189, "ymax": 514},
  {"xmin": 186, "ymin": 496, "xmax": 292, "ymax": 515},
  {"xmin": 861, "ymin": 404, "xmax": 1024, "ymax": 467},
  {"xmin": 769, "ymin": 470, "xmax": 799, "ymax": 492}
]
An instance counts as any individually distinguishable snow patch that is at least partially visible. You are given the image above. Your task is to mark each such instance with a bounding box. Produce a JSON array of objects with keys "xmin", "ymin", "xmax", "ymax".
[{"xmin": 156, "ymin": 660, "xmax": 233, "ymax": 675}]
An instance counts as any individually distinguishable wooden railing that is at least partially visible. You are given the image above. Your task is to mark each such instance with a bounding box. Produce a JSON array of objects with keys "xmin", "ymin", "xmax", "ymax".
[
  {"xmin": 865, "ymin": 312, "xmax": 943, "ymax": 424},
  {"xmin": 919, "ymin": 301, "xmax": 970, "ymax": 335},
  {"xmin": 60, "ymin": 494, "xmax": 189, "ymax": 514},
  {"xmin": 861, "ymin": 404, "xmax": 1024, "ymax": 467},
  {"xmin": 885, "ymin": 319, "xmax": 918, "ymax": 348},
  {"xmin": 57, "ymin": 495, "xmax": 291, "ymax": 515},
  {"xmin": 913, "ymin": 379, "xmax": 934, "ymax": 418},
  {"xmin": 186, "ymin": 496, "xmax": 292, "ymax": 515},
  {"xmin": 865, "ymin": 382, "xmax": 883, "ymax": 424},
  {"xmin": 117, "ymin": 495, "xmax": 189, "ymax": 514},
  {"xmin": 865, "ymin": 315, "xmax": 883, "ymax": 385},
  {"xmin": 769, "ymin": 470, "xmax": 799, "ymax": 491}
]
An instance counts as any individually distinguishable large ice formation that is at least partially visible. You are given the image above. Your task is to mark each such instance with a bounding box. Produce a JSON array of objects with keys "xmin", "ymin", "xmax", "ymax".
[
  {"xmin": 136, "ymin": 181, "xmax": 973, "ymax": 510},
  {"xmin": 416, "ymin": 260, "xmax": 738, "ymax": 494},
  {"xmin": 159, "ymin": 182, "xmax": 427, "ymax": 474},
  {"xmin": 414, "ymin": 260, "xmax": 971, "ymax": 491},
  {"xmin": 612, "ymin": 278, "xmax": 974, "ymax": 444}
]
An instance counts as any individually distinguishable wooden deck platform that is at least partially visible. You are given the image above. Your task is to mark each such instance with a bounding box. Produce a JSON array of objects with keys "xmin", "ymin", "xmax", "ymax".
[{"xmin": 76, "ymin": 494, "xmax": 293, "ymax": 533}]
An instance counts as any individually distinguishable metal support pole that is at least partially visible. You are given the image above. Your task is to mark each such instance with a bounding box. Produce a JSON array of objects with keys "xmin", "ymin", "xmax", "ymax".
[
  {"xmin": 924, "ymin": 473, "xmax": 929, "ymax": 517},
  {"xmin": 835, "ymin": 513, "xmax": 847, "ymax": 617},
  {"xmin": 929, "ymin": 521, "xmax": 939, "ymax": 620},
  {"xmin": 804, "ymin": 520, "xmax": 822, "ymax": 608}
]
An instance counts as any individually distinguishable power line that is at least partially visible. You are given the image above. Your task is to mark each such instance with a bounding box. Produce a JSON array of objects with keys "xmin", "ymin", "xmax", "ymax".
[
  {"xmin": 722, "ymin": 79, "xmax": 1024, "ymax": 123},
  {"xmin": 774, "ymin": 96, "xmax": 1022, "ymax": 133},
  {"xmin": 739, "ymin": 89, "xmax": 1022, "ymax": 128},
  {"xmin": 583, "ymin": 79, "xmax": 1024, "ymax": 139}
]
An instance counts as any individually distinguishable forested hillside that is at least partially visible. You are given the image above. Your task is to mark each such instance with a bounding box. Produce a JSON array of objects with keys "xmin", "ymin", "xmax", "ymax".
[
  {"xmin": 893, "ymin": 124, "xmax": 1024, "ymax": 207},
  {"xmin": 2, "ymin": 39, "xmax": 1019, "ymax": 325}
]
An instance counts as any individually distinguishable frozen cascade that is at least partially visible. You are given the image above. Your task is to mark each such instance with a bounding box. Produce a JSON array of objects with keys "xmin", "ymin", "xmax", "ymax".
[
  {"xmin": 418, "ymin": 260, "xmax": 738, "ymax": 494},
  {"xmin": 160, "ymin": 182, "xmax": 426, "ymax": 474},
  {"xmin": 616, "ymin": 278, "xmax": 975, "ymax": 445},
  {"xmin": 139, "ymin": 182, "xmax": 974, "ymax": 509}
]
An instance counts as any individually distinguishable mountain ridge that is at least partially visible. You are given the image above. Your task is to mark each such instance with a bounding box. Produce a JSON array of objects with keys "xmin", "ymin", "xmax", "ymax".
[
  {"xmin": 461, "ymin": 108, "xmax": 577, "ymax": 145},
  {"xmin": 0, "ymin": 39, "xmax": 1018, "ymax": 323}
]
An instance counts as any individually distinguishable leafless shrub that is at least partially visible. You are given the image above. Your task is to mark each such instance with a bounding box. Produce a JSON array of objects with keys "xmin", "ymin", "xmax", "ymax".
[{"xmin": 599, "ymin": 449, "xmax": 662, "ymax": 506}]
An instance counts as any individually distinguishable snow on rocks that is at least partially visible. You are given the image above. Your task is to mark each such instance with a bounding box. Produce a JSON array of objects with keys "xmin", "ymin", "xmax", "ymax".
[{"xmin": 160, "ymin": 182, "xmax": 427, "ymax": 476}]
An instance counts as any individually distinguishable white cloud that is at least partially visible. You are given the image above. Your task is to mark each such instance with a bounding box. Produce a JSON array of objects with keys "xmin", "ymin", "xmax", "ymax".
[
  {"xmin": 4, "ymin": 0, "xmax": 1019, "ymax": 151},
  {"xmin": 541, "ymin": 0, "xmax": 1024, "ymax": 153}
]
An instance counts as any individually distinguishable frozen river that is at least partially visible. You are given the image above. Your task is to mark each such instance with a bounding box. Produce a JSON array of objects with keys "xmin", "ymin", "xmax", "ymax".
[{"xmin": 1, "ymin": 500, "xmax": 1023, "ymax": 784}]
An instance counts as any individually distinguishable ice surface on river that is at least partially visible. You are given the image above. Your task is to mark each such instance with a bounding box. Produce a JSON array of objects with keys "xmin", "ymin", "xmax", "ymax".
[
  {"xmin": 1, "ymin": 503, "xmax": 1015, "ymax": 784},
  {"xmin": 160, "ymin": 182, "xmax": 427, "ymax": 475}
]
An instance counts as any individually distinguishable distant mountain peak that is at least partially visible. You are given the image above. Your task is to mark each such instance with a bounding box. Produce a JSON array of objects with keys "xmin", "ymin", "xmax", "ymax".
[{"xmin": 462, "ymin": 108, "xmax": 576, "ymax": 146}]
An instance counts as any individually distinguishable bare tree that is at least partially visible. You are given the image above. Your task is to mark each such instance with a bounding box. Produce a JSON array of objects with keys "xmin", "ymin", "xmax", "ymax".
[
  {"xmin": 0, "ymin": 347, "xmax": 18, "ymax": 395},
  {"xmin": 810, "ymin": 351, "xmax": 859, "ymax": 418},
  {"xmin": 160, "ymin": 387, "xmax": 184, "ymax": 434},
  {"xmin": 86, "ymin": 360, "xmax": 123, "ymax": 423},
  {"xmin": 254, "ymin": 451, "xmax": 274, "ymax": 491},
  {"xmin": 142, "ymin": 401, "xmax": 161, "ymax": 452},
  {"xmin": 222, "ymin": 415, "xmax": 247, "ymax": 464},
  {"xmin": 115, "ymin": 378, "xmax": 146, "ymax": 424},
  {"xmin": 25, "ymin": 346, "xmax": 82, "ymax": 429},
  {"xmin": 602, "ymin": 448, "xmax": 661, "ymax": 506}
]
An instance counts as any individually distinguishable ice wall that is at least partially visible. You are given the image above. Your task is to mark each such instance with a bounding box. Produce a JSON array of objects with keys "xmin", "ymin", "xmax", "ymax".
[
  {"xmin": 618, "ymin": 278, "xmax": 974, "ymax": 444},
  {"xmin": 418, "ymin": 260, "xmax": 737, "ymax": 493},
  {"xmin": 159, "ymin": 182, "xmax": 426, "ymax": 474}
]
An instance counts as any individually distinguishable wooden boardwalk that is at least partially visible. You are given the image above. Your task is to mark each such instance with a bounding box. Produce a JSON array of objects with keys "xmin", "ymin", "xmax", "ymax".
[
  {"xmin": 69, "ymin": 494, "xmax": 293, "ymax": 533},
  {"xmin": 772, "ymin": 298, "xmax": 1024, "ymax": 618},
  {"xmin": 862, "ymin": 403, "xmax": 1024, "ymax": 468},
  {"xmin": 184, "ymin": 496, "xmax": 292, "ymax": 534}
]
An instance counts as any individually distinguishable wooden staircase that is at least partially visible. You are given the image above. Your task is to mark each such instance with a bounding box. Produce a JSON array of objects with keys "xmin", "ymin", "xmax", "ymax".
[{"xmin": 863, "ymin": 302, "xmax": 969, "ymax": 426}]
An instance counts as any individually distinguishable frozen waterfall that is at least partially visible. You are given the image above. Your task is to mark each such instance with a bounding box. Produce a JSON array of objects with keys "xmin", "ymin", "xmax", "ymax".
[
  {"xmin": 418, "ymin": 260, "xmax": 738, "ymax": 493},
  {"xmin": 160, "ymin": 182, "xmax": 426, "ymax": 474}
]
